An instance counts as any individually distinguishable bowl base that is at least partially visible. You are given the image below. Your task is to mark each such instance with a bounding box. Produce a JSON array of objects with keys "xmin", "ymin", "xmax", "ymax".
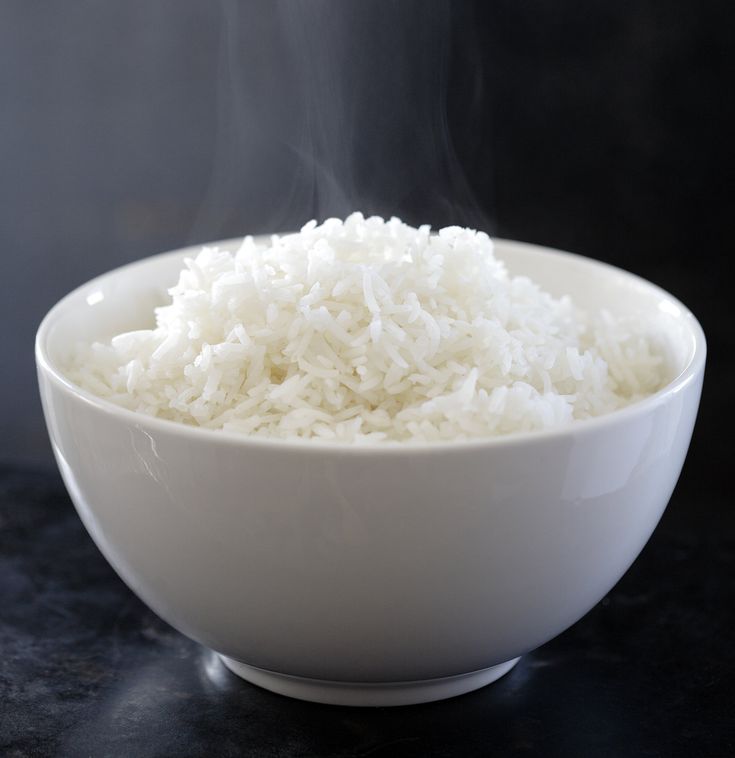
[{"xmin": 219, "ymin": 655, "xmax": 521, "ymax": 706}]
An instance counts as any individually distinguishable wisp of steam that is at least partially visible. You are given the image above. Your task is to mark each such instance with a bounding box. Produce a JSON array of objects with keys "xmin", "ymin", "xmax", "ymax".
[{"xmin": 191, "ymin": 0, "xmax": 490, "ymax": 241}]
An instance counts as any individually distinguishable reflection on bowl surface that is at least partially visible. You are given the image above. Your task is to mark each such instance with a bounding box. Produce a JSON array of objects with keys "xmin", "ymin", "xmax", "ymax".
[{"xmin": 36, "ymin": 238, "xmax": 705, "ymax": 706}]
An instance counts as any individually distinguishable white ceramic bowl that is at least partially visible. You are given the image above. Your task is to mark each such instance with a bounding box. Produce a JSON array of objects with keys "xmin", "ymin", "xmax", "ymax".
[{"xmin": 36, "ymin": 239, "xmax": 705, "ymax": 706}]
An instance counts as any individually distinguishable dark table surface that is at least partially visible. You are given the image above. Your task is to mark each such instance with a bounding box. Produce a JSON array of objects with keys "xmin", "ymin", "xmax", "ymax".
[{"xmin": 1, "ymin": 463, "xmax": 732, "ymax": 758}]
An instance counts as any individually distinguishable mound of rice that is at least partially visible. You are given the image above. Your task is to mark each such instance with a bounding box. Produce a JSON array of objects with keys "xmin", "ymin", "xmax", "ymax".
[{"xmin": 67, "ymin": 213, "xmax": 663, "ymax": 442}]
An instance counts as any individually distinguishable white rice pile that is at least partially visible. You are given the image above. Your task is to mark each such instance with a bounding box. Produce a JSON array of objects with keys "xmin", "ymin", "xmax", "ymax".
[{"xmin": 67, "ymin": 213, "xmax": 663, "ymax": 443}]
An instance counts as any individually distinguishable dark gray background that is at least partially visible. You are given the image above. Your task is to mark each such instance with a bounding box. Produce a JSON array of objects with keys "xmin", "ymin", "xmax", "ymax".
[{"xmin": 1, "ymin": 0, "xmax": 730, "ymax": 477}]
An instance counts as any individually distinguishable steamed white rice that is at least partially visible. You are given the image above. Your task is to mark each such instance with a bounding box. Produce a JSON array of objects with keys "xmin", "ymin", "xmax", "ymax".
[{"xmin": 67, "ymin": 213, "xmax": 663, "ymax": 443}]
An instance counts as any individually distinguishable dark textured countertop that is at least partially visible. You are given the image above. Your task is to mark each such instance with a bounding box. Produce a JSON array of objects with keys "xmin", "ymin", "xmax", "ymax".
[{"xmin": 1, "ymin": 464, "xmax": 732, "ymax": 758}]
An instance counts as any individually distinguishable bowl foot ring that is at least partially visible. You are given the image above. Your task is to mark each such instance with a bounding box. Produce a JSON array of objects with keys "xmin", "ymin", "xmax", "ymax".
[{"xmin": 219, "ymin": 655, "xmax": 521, "ymax": 706}]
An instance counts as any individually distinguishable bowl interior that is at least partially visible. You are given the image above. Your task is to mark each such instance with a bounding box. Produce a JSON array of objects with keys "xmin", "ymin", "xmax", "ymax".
[{"xmin": 40, "ymin": 238, "xmax": 701, "ymax": 389}]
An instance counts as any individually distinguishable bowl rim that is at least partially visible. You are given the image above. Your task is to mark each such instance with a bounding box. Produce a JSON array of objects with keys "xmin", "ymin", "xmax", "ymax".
[{"xmin": 35, "ymin": 236, "xmax": 707, "ymax": 456}]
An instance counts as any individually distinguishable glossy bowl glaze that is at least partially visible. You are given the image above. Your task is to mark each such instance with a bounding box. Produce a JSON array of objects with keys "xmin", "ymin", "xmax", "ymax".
[{"xmin": 36, "ymin": 239, "xmax": 705, "ymax": 706}]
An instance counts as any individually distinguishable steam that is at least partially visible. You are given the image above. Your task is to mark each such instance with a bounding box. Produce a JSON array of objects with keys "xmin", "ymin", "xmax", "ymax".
[{"xmin": 190, "ymin": 0, "xmax": 490, "ymax": 241}]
